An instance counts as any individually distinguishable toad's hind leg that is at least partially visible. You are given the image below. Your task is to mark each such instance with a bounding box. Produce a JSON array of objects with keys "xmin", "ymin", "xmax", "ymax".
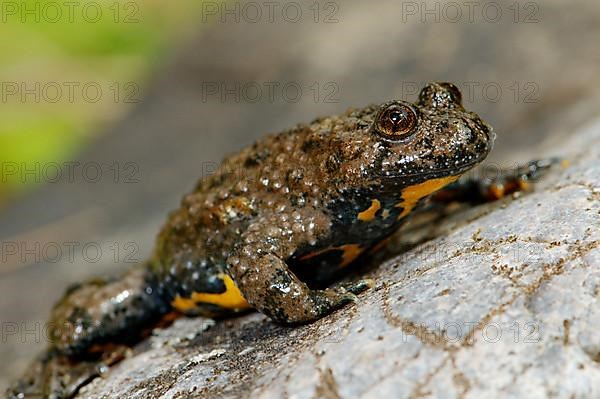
[
  {"xmin": 49, "ymin": 265, "xmax": 170, "ymax": 356},
  {"xmin": 8, "ymin": 265, "xmax": 170, "ymax": 399},
  {"xmin": 229, "ymin": 251, "xmax": 371, "ymax": 325}
]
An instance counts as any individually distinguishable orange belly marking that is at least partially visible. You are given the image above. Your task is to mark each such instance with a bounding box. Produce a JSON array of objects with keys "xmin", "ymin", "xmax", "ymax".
[
  {"xmin": 357, "ymin": 199, "xmax": 381, "ymax": 222},
  {"xmin": 395, "ymin": 176, "xmax": 459, "ymax": 220}
]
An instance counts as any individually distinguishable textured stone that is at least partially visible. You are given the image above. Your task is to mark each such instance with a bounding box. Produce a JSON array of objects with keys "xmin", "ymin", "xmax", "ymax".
[{"xmin": 78, "ymin": 119, "xmax": 599, "ymax": 398}]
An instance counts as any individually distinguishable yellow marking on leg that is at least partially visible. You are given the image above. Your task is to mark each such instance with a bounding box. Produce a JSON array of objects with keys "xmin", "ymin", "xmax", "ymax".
[
  {"xmin": 299, "ymin": 244, "xmax": 364, "ymax": 268},
  {"xmin": 171, "ymin": 274, "xmax": 250, "ymax": 312},
  {"xmin": 357, "ymin": 199, "xmax": 381, "ymax": 222},
  {"xmin": 395, "ymin": 176, "xmax": 459, "ymax": 220}
]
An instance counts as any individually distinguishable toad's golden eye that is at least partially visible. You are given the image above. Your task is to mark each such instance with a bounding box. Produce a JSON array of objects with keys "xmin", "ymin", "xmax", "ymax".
[{"xmin": 373, "ymin": 103, "xmax": 418, "ymax": 140}]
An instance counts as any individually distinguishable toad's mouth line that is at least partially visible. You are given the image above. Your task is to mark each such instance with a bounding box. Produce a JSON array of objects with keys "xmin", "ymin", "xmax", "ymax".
[{"xmin": 381, "ymin": 152, "xmax": 490, "ymax": 180}]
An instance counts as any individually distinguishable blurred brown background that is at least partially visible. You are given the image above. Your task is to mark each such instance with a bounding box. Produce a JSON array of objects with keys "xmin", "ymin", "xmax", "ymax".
[{"xmin": 1, "ymin": 0, "xmax": 599, "ymax": 390}]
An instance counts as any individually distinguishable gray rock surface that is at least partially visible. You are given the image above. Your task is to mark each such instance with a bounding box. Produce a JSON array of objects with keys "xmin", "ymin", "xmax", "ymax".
[{"xmin": 77, "ymin": 118, "xmax": 600, "ymax": 398}]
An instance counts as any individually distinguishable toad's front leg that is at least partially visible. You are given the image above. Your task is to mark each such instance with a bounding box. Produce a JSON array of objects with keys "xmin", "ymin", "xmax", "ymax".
[
  {"xmin": 227, "ymin": 212, "xmax": 371, "ymax": 325},
  {"xmin": 229, "ymin": 252, "xmax": 370, "ymax": 324},
  {"xmin": 431, "ymin": 157, "xmax": 562, "ymax": 204}
]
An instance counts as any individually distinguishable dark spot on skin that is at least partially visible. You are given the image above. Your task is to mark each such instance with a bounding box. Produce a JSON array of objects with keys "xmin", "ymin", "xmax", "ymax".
[
  {"xmin": 243, "ymin": 146, "xmax": 272, "ymax": 168},
  {"xmin": 289, "ymin": 193, "xmax": 307, "ymax": 207},
  {"xmin": 301, "ymin": 137, "xmax": 320, "ymax": 152},
  {"xmin": 243, "ymin": 157, "xmax": 258, "ymax": 167}
]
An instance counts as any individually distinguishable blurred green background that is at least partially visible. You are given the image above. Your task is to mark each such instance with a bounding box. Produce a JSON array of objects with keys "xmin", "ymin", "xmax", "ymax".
[{"xmin": 0, "ymin": 0, "xmax": 201, "ymax": 198}]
